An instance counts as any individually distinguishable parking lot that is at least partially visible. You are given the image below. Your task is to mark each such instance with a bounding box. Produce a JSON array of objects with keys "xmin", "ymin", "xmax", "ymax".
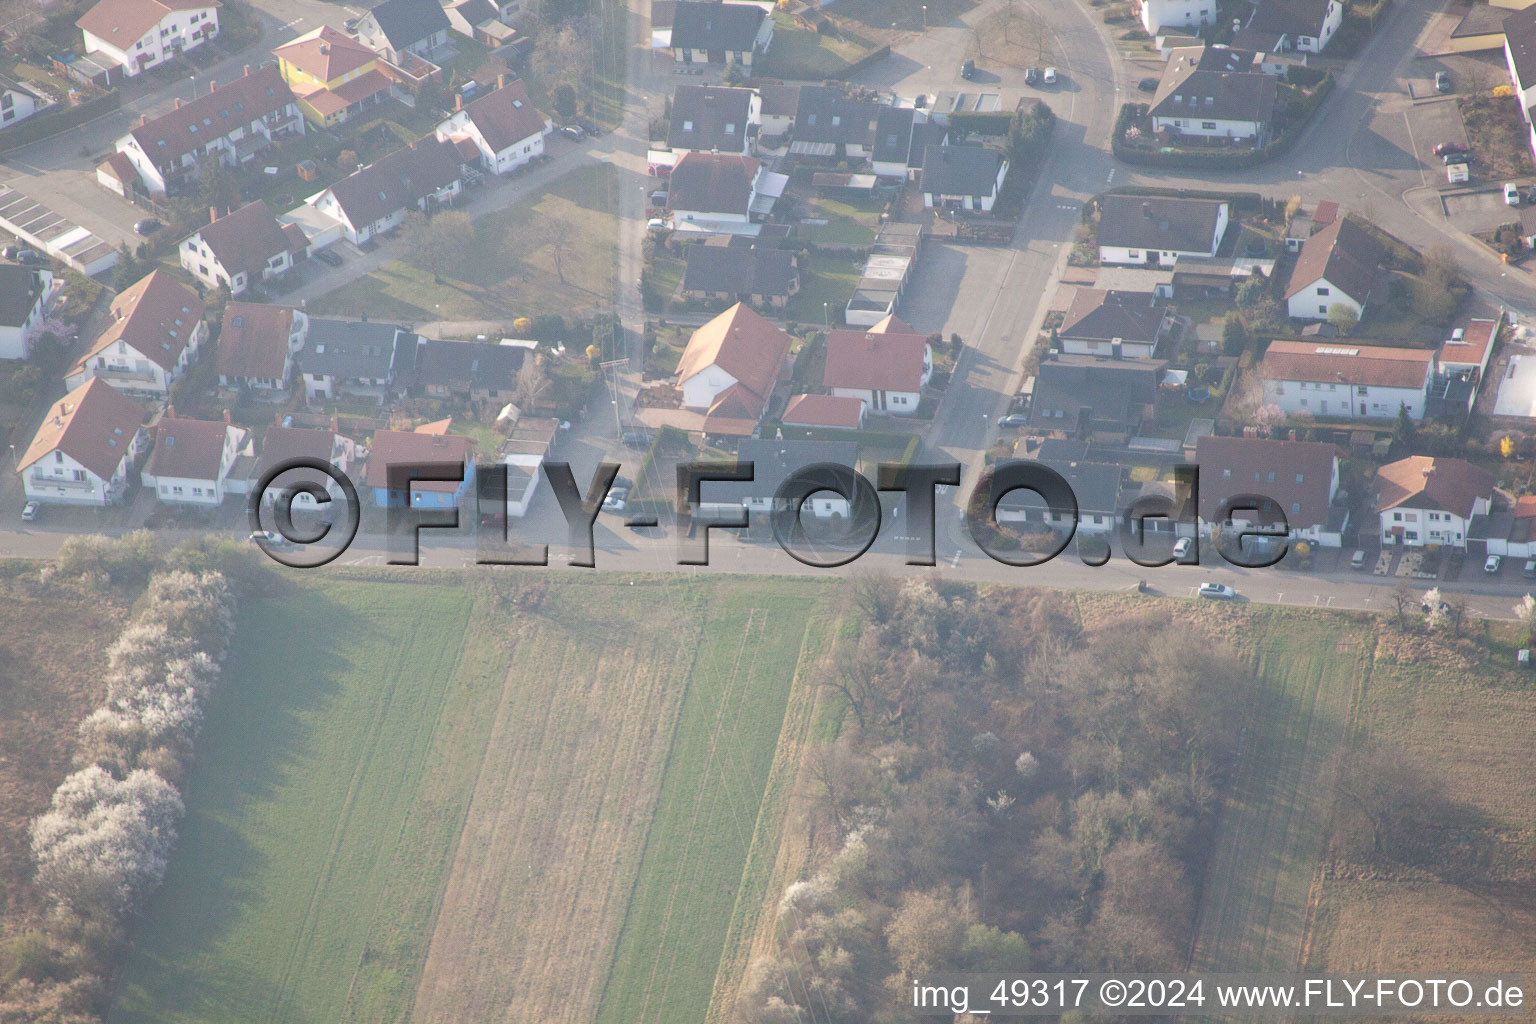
[
  {"xmin": 1406, "ymin": 96, "xmax": 1469, "ymax": 175},
  {"xmin": 1441, "ymin": 186, "xmax": 1519, "ymax": 232}
]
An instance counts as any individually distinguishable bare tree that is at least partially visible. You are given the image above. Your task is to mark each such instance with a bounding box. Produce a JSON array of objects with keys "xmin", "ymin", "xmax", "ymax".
[{"xmin": 546, "ymin": 214, "xmax": 580, "ymax": 286}]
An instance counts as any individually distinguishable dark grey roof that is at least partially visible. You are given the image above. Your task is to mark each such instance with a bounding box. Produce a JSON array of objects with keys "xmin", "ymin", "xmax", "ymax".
[
  {"xmin": 0, "ymin": 264, "xmax": 44, "ymax": 328},
  {"xmin": 919, "ymin": 144, "xmax": 1005, "ymax": 198},
  {"xmin": 792, "ymin": 85, "xmax": 879, "ymax": 146},
  {"xmin": 758, "ymin": 83, "xmax": 800, "ymax": 118},
  {"xmin": 668, "ymin": 85, "xmax": 754, "ymax": 152},
  {"xmin": 1098, "ymin": 194, "xmax": 1226, "ymax": 253},
  {"xmin": 1509, "ymin": 6, "xmax": 1536, "ymax": 85},
  {"xmin": 997, "ymin": 459, "xmax": 1122, "ymax": 516},
  {"xmin": 363, "ymin": 0, "xmax": 450, "ymax": 49},
  {"xmin": 1060, "ymin": 288, "xmax": 1168, "ymax": 345},
  {"xmin": 302, "ymin": 318, "xmax": 412, "ymax": 379},
  {"xmin": 1149, "ymin": 46, "xmax": 1278, "ymax": 124},
  {"xmin": 1249, "ymin": 0, "xmax": 1336, "ymax": 38},
  {"xmin": 871, "ymin": 106, "xmax": 915, "ymax": 164},
  {"xmin": 683, "ymin": 243, "xmax": 797, "ymax": 297},
  {"xmin": 1028, "ymin": 354, "xmax": 1166, "ymax": 435},
  {"xmin": 669, "ymin": 1, "xmax": 766, "ymax": 51},
  {"xmin": 411, "ymin": 338, "xmax": 526, "ymax": 394},
  {"xmin": 667, "ymin": 152, "xmax": 759, "ymax": 216},
  {"xmin": 1036, "ymin": 438, "xmax": 1090, "ymax": 462},
  {"xmin": 703, "ymin": 438, "xmax": 860, "ymax": 505},
  {"xmin": 324, "ymin": 136, "xmax": 463, "ymax": 229}
]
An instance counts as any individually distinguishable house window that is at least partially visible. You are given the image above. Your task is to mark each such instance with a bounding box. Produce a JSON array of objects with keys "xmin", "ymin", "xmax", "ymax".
[
  {"xmin": 1202, "ymin": 121, "xmax": 1217, "ymax": 130},
  {"xmin": 1317, "ymin": 287, "xmax": 1330, "ymax": 296},
  {"xmin": 1319, "ymin": 305, "xmax": 1328, "ymax": 314},
  {"xmin": 1393, "ymin": 512, "xmax": 1402, "ymax": 521},
  {"xmin": 1222, "ymin": 468, "xmax": 1231, "ymax": 479},
  {"xmin": 1291, "ymin": 502, "xmax": 1301, "ymax": 514}
]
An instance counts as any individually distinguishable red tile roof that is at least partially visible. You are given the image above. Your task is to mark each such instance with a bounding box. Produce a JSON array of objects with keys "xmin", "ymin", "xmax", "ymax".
[
  {"xmin": 676, "ymin": 303, "xmax": 791, "ymax": 412},
  {"xmin": 823, "ymin": 326, "xmax": 929, "ymax": 393},
  {"xmin": 364, "ymin": 429, "xmax": 474, "ymax": 491},
  {"xmin": 1376, "ymin": 456, "xmax": 1493, "ymax": 519},
  {"xmin": 1196, "ymin": 434, "xmax": 1337, "ymax": 528},
  {"xmin": 1259, "ymin": 340, "xmax": 1434, "ymax": 389},
  {"xmin": 463, "ymin": 80, "xmax": 547, "ymax": 153},
  {"xmin": 1283, "ymin": 216, "xmax": 1384, "ymax": 302},
  {"xmin": 272, "ymin": 25, "xmax": 375, "ymax": 81},
  {"xmin": 217, "ymin": 301, "xmax": 296, "ymax": 381},
  {"xmin": 18, "ymin": 378, "xmax": 143, "ymax": 480},
  {"xmin": 193, "ymin": 199, "xmax": 301, "ymax": 280},
  {"xmin": 78, "ymin": 0, "xmax": 219, "ymax": 49},
  {"xmin": 1438, "ymin": 318, "xmax": 1497, "ymax": 369},
  {"xmin": 782, "ymin": 393, "xmax": 864, "ymax": 429},
  {"xmin": 72, "ymin": 270, "xmax": 205, "ymax": 375},
  {"xmin": 145, "ymin": 415, "xmax": 230, "ymax": 480},
  {"xmin": 127, "ymin": 65, "xmax": 295, "ymax": 165}
]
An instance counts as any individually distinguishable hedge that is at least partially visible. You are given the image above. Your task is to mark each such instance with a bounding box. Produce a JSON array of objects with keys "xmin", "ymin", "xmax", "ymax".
[
  {"xmin": 948, "ymin": 111, "xmax": 1017, "ymax": 136},
  {"xmin": 1111, "ymin": 73, "xmax": 1334, "ymax": 170},
  {"xmin": 0, "ymin": 91, "xmax": 120, "ymax": 154}
]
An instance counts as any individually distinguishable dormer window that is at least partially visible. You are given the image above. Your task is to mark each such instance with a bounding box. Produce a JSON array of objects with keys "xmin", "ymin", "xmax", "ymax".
[{"xmin": 683, "ymin": 120, "xmax": 693, "ymax": 130}]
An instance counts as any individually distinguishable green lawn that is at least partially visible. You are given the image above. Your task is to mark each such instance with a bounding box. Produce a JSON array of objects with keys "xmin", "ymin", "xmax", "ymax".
[
  {"xmin": 309, "ymin": 164, "xmax": 620, "ymax": 322},
  {"xmin": 595, "ymin": 579, "xmax": 830, "ymax": 1024},
  {"xmin": 798, "ymin": 192, "xmax": 882, "ymax": 245},
  {"xmin": 109, "ymin": 581, "xmax": 510, "ymax": 1024},
  {"xmin": 757, "ymin": 22, "xmax": 870, "ymax": 80},
  {"xmin": 787, "ymin": 254, "xmax": 864, "ymax": 327}
]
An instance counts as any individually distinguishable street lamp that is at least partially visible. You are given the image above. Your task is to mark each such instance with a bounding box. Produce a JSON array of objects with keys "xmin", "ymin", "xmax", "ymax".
[
  {"xmin": 922, "ymin": 5, "xmax": 927, "ymax": 29},
  {"xmin": 823, "ymin": 301, "xmax": 829, "ymax": 330}
]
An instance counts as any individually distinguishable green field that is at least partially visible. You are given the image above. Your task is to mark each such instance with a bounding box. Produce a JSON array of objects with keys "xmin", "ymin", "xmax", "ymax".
[{"xmin": 108, "ymin": 573, "xmax": 835, "ymax": 1024}]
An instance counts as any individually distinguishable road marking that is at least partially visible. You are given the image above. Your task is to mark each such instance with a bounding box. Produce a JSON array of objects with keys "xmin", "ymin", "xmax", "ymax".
[{"xmin": 951, "ymin": 549, "xmax": 962, "ymax": 567}]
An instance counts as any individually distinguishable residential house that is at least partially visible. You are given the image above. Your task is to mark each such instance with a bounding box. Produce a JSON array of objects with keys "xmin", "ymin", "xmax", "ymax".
[
  {"xmin": 757, "ymin": 83, "xmax": 799, "ymax": 137},
  {"xmin": 870, "ymin": 106, "xmax": 947, "ymax": 178},
  {"xmin": 0, "ymin": 263, "xmax": 55, "ymax": 361},
  {"xmin": 1283, "ymin": 216, "xmax": 1385, "ymax": 320},
  {"xmin": 822, "ymin": 315, "xmax": 932, "ymax": 415},
  {"xmin": 112, "ymin": 65, "xmax": 304, "ymax": 194},
  {"xmin": 0, "ymin": 76, "xmax": 51, "ymax": 129},
  {"xmin": 1028, "ymin": 352, "xmax": 1168, "ymax": 439},
  {"xmin": 272, "ymin": 25, "xmax": 393, "ymax": 127},
  {"xmin": 1097, "ymin": 195, "xmax": 1228, "ymax": 266},
  {"xmin": 66, "ymin": 270, "xmax": 206, "ymax": 397},
  {"xmin": 354, "ymin": 0, "xmax": 450, "ymax": 64},
  {"xmin": 363, "ymin": 425, "xmax": 475, "ymax": 507},
  {"xmin": 1375, "ymin": 455, "xmax": 1494, "ymax": 548},
  {"xmin": 77, "ymin": 0, "xmax": 220, "ymax": 78},
  {"xmin": 1237, "ymin": 0, "xmax": 1344, "ymax": 53},
  {"xmin": 252, "ymin": 424, "xmax": 356, "ymax": 509},
  {"xmin": 217, "ymin": 301, "xmax": 307, "ymax": 395},
  {"xmin": 697, "ymin": 437, "xmax": 862, "ymax": 520},
  {"xmin": 667, "ymin": 84, "xmax": 758, "ymax": 156},
  {"xmin": 666, "ymin": 150, "xmax": 784, "ymax": 229},
  {"xmin": 1438, "ymin": 318, "xmax": 1498, "ymax": 379},
  {"xmin": 434, "ymin": 78, "xmax": 550, "ymax": 175},
  {"xmin": 141, "ymin": 412, "xmax": 251, "ymax": 505},
  {"xmin": 1196, "ymin": 434, "xmax": 1348, "ymax": 546},
  {"xmin": 1149, "ymin": 46, "xmax": 1278, "ymax": 140},
  {"xmin": 179, "ymin": 200, "xmax": 310, "ymax": 294},
  {"xmin": 1138, "ymin": 0, "xmax": 1220, "ymax": 34},
  {"xmin": 1057, "ymin": 288, "xmax": 1172, "ymax": 358},
  {"xmin": 670, "ymin": 1, "xmax": 772, "ymax": 67},
  {"xmin": 1258, "ymin": 340, "xmax": 1435, "ymax": 419},
  {"xmin": 1506, "ymin": 6, "xmax": 1536, "ymax": 126},
  {"xmin": 782, "ymin": 393, "xmax": 866, "ymax": 431},
  {"xmin": 305, "ymin": 136, "xmax": 464, "ymax": 244},
  {"xmin": 18, "ymin": 377, "xmax": 146, "ymax": 505},
  {"xmin": 299, "ymin": 316, "xmax": 416, "ymax": 402},
  {"xmin": 681, "ymin": 240, "xmax": 799, "ymax": 308},
  {"xmin": 410, "ymin": 337, "xmax": 527, "ymax": 401},
  {"xmin": 997, "ymin": 455, "xmax": 1124, "ymax": 534},
  {"xmin": 790, "ymin": 86, "xmax": 879, "ymax": 160},
  {"xmin": 442, "ymin": 0, "xmax": 517, "ymax": 47},
  {"xmin": 676, "ymin": 302, "xmax": 792, "ymax": 436},
  {"xmin": 918, "ymin": 144, "xmax": 1008, "ymax": 212}
]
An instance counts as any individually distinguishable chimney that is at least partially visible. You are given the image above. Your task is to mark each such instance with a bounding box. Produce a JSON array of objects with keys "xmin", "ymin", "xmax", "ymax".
[
  {"xmin": 140, "ymin": 114, "xmax": 148, "ymax": 126},
  {"xmin": 223, "ymin": 409, "xmax": 231, "ymax": 424},
  {"xmin": 166, "ymin": 404, "xmax": 175, "ymax": 419},
  {"xmin": 497, "ymin": 73, "xmax": 507, "ymax": 89},
  {"xmin": 209, "ymin": 78, "xmax": 217, "ymax": 94},
  {"xmin": 1142, "ymin": 202, "xmax": 1151, "ymax": 219},
  {"xmin": 455, "ymin": 92, "xmax": 463, "ymax": 111},
  {"xmin": 330, "ymin": 415, "xmax": 340, "ymax": 433},
  {"xmin": 244, "ymin": 64, "xmax": 251, "ymax": 76},
  {"xmin": 209, "ymin": 206, "xmax": 219, "ymax": 222},
  {"xmin": 174, "ymin": 98, "xmax": 182, "ymax": 110}
]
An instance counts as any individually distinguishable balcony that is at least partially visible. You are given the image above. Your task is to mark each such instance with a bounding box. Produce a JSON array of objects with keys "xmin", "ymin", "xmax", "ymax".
[{"xmin": 30, "ymin": 472, "xmax": 96, "ymax": 492}]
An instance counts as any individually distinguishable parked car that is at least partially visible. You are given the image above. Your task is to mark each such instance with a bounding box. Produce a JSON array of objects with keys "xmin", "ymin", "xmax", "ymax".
[
  {"xmin": 1442, "ymin": 151, "xmax": 1473, "ymax": 165},
  {"xmin": 646, "ymin": 218, "xmax": 669, "ymax": 232},
  {"xmin": 15, "ymin": 251, "xmax": 45, "ymax": 266},
  {"xmin": 248, "ymin": 530, "xmax": 294, "ymax": 548},
  {"xmin": 315, "ymin": 248, "xmax": 343, "ymax": 267},
  {"xmin": 622, "ymin": 429, "xmax": 651, "ymax": 448},
  {"xmin": 1024, "ymin": 67, "xmax": 1040, "ymax": 85},
  {"xmin": 133, "ymin": 218, "xmax": 161, "ymax": 235},
  {"xmin": 1137, "ymin": 76, "xmax": 1158, "ymax": 92},
  {"xmin": 649, "ymin": 190, "xmax": 669, "ymax": 206},
  {"xmin": 1523, "ymin": 558, "xmax": 1536, "ymax": 579},
  {"xmin": 1351, "ymin": 549, "xmax": 1368, "ymax": 569},
  {"xmin": 1485, "ymin": 554, "xmax": 1503, "ymax": 573},
  {"xmin": 997, "ymin": 413, "xmax": 1029, "ymax": 427},
  {"xmin": 1506, "ymin": 182, "xmax": 1521, "ymax": 206},
  {"xmin": 1198, "ymin": 582, "xmax": 1236, "ymax": 599},
  {"xmin": 3, "ymin": 245, "xmax": 35, "ymax": 262},
  {"xmin": 560, "ymin": 125, "xmax": 584, "ymax": 141},
  {"xmin": 1432, "ymin": 141, "xmax": 1468, "ymax": 156},
  {"xmin": 960, "ymin": 59, "xmax": 976, "ymax": 80},
  {"xmin": 1173, "ymin": 536, "xmax": 1194, "ymax": 560},
  {"xmin": 1042, "ymin": 67, "xmax": 1058, "ymax": 85},
  {"xmin": 20, "ymin": 500, "xmax": 39, "ymax": 523},
  {"xmin": 1434, "ymin": 70, "xmax": 1452, "ymax": 93},
  {"xmin": 601, "ymin": 487, "xmax": 629, "ymax": 513},
  {"xmin": 577, "ymin": 118, "xmax": 601, "ymax": 136}
]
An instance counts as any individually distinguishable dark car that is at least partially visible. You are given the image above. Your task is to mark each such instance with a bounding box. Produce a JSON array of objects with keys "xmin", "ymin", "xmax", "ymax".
[
  {"xmin": 1025, "ymin": 67, "xmax": 1040, "ymax": 85},
  {"xmin": 1433, "ymin": 141, "xmax": 1469, "ymax": 156},
  {"xmin": 577, "ymin": 118, "xmax": 601, "ymax": 136},
  {"xmin": 1435, "ymin": 71, "xmax": 1452, "ymax": 93},
  {"xmin": 1137, "ymin": 77, "xmax": 1159, "ymax": 92},
  {"xmin": 134, "ymin": 218, "xmax": 161, "ymax": 235},
  {"xmin": 315, "ymin": 248, "xmax": 343, "ymax": 267},
  {"xmin": 649, "ymin": 190, "xmax": 669, "ymax": 206},
  {"xmin": 998, "ymin": 414, "xmax": 1029, "ymax": 428},
  {"xmin": 15, "ymin": 250, "xmax": 45, "ymax": 266},
  {"xmin": 560, "ymin": 125, "xmax": 584, "ymax": 141},
  {"xmin": 960, "ymin": 59, "xmax": 976, "ymax": 80},
  {"xmin": 1443, "ymin": 151, "xmax": 1473, "ymax": 165},
  {"xmin": 622, "ymin": 430, "xmax": 651, "ymax": 448}
]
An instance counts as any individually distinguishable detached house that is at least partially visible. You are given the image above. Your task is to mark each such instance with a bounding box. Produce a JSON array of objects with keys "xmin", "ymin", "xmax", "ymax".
[
  {"xmin": 668, "ymin": 85, "xmax": 758, "ymax": 156},
  {"xmin": 1196, "ymin": 434, "xmax": 1348, "ymax": 546},
  {"xmin": 1029, "ymin": 352, "xmax": 1167, "ymax": 439},
  {"xmin": 1058, "ymin": 288, "xmax": 1171, "ymax": 358},
  {"xmin": 682, "ymin": 240, "xmax": 799, "ymax": 309},
  {"xmin": 305, "ymin": 135, "xmax": 463, "ymax": 244},
  {"xmin": 1150, "ymin": 46, "xmax": 1278, "ymax": 140},
  {"xmin": 300, "ymin": 317, "xmax": 417, "ymax": 402},
  {"xmin": 1138, "ymin": 0, "xmax": 1219, "ymax": 34},
  {"xmin": 0, "ymin": 263, "xmax": 56, "ymax": 361},
  {"xmin": 790, "ymin": 86, "xmax": 879, "ymax": 161},
  {"xmin": 0, "ymin": 76, "xmax": 52, "ymax": 128},
  {"xmin": 77, "ymin": 0, "xmax": 220, "ymax": 79},
  {"xmin": 410, "ymin": 337, "xmax": 527, "ymax": 401},
  {"xmin": 666, "ymin": 151, "xmax": 784, "ymax": 230},
  {"xmin": 676, "ymin": 302, "xmax": 792, "ymax": 437},
  {"xmin": 253, "ymin": 424, "xmax": 356, "ymax": 510},
  {"xmin": 66, "ymin": 270, "xmax": 205, "ymax": 398},
  {"xmin": 670, "ymin": 1, "xmax": 772, "ymax": 67},
  {"xmin": 1375, "ymin": 455, "xmax": 1494, "ymax": 549},
  {"xmin": 919, "ymin": 144, "xmax": 1008, "ymax": 212},
  {"xmin": 1506, "ymin": 7, "xmax": 1536, "ymax": 128},
  {"xmin": 1258, "ymin": 340, "xmax": 1435, "ymax": 420},
  {"xmin": 822, "ymin": 315, "xmax": 932, "ymax": 415},
  {"xmin": 273, "ymin": 26, "xmax": 394, "ymax": 127},
  {"xmin": 697, "ymin": 438, "xmax": 863, "ymax": 520},
  {"xmin": 18, "ymin": 378, "xmax": 146, "ymax": 506},
  {"xmin": 1236, "ymin": 0, "xmax": 1344, "ymax": 53},
  {"xmin": 113, "ymin": 65, "xmax": 304, "ymax": 194},
  {"xmin": 354, "ymin": 0, "xmax": 450, "ymax": 65},
  {"xmin": 443, "ymin": 0, "xmax": 518, "ymax": 47},
  {"xmin": 1283, "ymin": 216, "xmax": 1384, "ymax": 320},
  {"xmin": 142, "ymin": 412, "xmax": 251, "ymax": 505},
  {"xmin": 435, "ymin": 78, "xmax": 550, "ymax": 175},
  {"xmin": 179, "ymin": 200, "xmax": 309, "ymax": 295},
  {"xmin": 217, "ymin": 301, "xmax": 307, "ymax": 395},
  {"xmin": 1097, "ymin": 195, "xmax": 1228, "ymax": 266},
  {"xmin": 363, "ymin": 425, "xmax": 475, "ymax": 507}
]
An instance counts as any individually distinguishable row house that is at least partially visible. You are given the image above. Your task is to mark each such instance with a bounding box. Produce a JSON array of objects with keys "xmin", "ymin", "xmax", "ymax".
[{"xmin": 1258, "ymin": 340, "xmax": 1435, "ymax": 420}]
